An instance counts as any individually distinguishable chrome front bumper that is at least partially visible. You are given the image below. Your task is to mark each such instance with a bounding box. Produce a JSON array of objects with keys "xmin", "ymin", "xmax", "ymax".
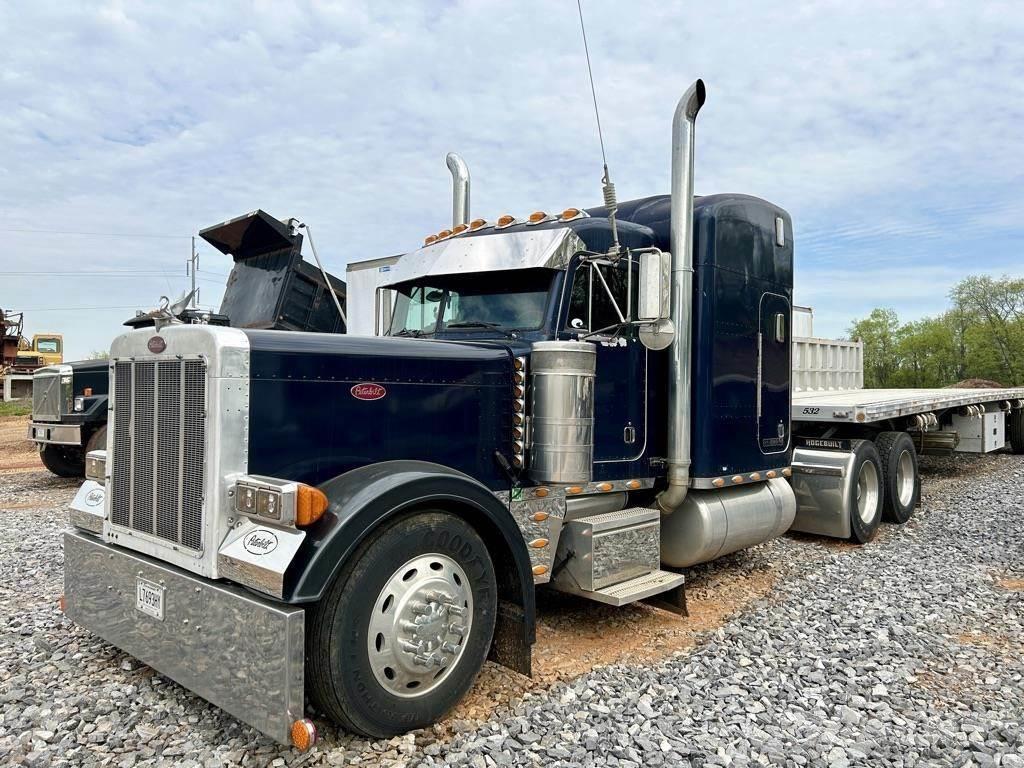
[
  {"xmin": 63, "ymin": 530, "xmax": 305, "ymax": 745},
  {"xmin": 28, "ymin": 421, "xmax": 81, "ymax": 446}
]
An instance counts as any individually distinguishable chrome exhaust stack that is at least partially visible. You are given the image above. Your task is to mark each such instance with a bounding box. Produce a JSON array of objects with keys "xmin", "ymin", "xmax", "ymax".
[
  {"xmin": 658, "ymin": 79, "xmax": 706, "ymax": 515},
  {"xmin": 446, "ymin": 152, "xmax": 471, "ymax": 228}
]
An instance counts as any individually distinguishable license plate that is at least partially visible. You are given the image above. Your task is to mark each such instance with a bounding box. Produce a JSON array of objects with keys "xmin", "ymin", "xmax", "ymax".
[
  {"xmin": 136, "ymin": 578, "xmax": 165, "ymax": 621},
  {"xmin": 34, "ymin": 427, "xmax": 47, "ymax": 440}
]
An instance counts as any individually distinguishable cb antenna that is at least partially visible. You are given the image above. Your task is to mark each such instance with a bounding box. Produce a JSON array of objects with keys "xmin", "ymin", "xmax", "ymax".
[{"xmin": 577, "ymin": 0, "xmax": 620, "ymax": 256}]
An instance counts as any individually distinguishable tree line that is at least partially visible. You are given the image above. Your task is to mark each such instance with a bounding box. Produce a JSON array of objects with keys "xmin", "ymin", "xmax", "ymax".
[{"xmin": 847, "ymin": 275, "xmax": 1024, "ymax": 389}]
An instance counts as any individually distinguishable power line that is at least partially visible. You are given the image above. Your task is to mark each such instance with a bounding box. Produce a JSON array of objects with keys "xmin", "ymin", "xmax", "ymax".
[
  {"xmin": 12, "ymin": 305, "xmax": 146, "ymax": 312},
  {"xmin": 0, "ymin": 228, "xmax": 190, "ymax": 238}
]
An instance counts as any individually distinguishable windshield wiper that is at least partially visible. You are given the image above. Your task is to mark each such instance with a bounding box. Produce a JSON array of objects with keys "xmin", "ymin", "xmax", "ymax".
[
  {"xmin": 393, "ymin": 328, "xmax": 425, "ymax": 338},
  {"xmin": 445, "ymin": 321, "xmax": 517, "ymax": 338}
]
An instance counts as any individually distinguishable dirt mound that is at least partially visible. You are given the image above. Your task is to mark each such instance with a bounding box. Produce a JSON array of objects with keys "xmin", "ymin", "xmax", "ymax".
[{"xmin": 948, "ymin": 378, "xmax": 1004, "ymax": 389}]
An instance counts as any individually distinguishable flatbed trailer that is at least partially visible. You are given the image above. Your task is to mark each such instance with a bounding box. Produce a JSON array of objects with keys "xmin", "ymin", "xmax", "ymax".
[
  {"xmin": 787, "ymin": 324, "xmax": 1024, "ymax": 542},
  {"xmin": 793, "ymin": 387, "xmax": 1024, "ymax": 424}
]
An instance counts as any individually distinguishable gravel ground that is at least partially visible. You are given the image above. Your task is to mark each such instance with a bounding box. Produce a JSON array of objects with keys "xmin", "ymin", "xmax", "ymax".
[{"xmin": 1, "ymin": 437, "xmax": 1022, "ymax": 767}]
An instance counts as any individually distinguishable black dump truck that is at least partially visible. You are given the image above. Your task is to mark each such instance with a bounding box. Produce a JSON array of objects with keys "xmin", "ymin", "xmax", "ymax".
[{"xmin": 28, "ymin": 210, "xmax": 346, "ymax": 476}]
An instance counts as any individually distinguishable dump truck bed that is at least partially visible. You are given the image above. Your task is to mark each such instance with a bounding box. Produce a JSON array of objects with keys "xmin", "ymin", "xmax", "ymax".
[{"xmin": 792, "ymin": 387, "xmax": 1024, "ymax": 423}]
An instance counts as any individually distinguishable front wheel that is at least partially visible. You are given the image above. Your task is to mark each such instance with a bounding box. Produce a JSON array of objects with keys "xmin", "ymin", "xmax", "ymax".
[
  {"xmin": 39, "ymin": 444, "xmax": 84, "ymax": 477},
  {"xmin": 306, "ymin": 511, "xmax": 497, "ymax": 737}
]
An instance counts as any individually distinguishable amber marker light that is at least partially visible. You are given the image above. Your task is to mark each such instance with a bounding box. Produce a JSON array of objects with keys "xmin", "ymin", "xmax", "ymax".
[
  {"xmin": 625, "ymin": 479, "xmax": 641, "ymax": 490},
  {"xmin": 291, "ymin": 718, "xmax": 318, "ymax": 751},
  {"xmin": 424, "ymin": 235, "xmax": 437, "ymax": 245},
  {"xmin": 559, "ymin": 207, "xmax": 581, "ymax": 220},
  {"xmin": 596, "ymin": 482, "xmax": 613, "ymax": 492},
  {"xmin": 496, "ymin": 214, "xmax": 516, "ymax": 227},
  {"xmin": 731, "ymin": 475, "xmax": 744, "ymax": 484},
  {"xmin": 534, "ymin": 487, "xmax": 549, "ymax": 498},
  {"xmin": 712, "ymin": 478, "xmax": 725, "ymax": 488},
  {"xmin": 528, "ymin": 211, "xmax": 547, "ymax": 223},
  {"xmin": 749, "ymin": 472, "xmax": 761, "ymax": 481},
  {"xmin": 469, "ymin": 218, "xmax": 487, "ymax": 230},
  {"xmin": 530, "ymin": 538, "xmax": 549, "ymax": 548},
  {"xmin": 437, "ymin": 229, "xmax": 452, "ymax": 239},
  {"xmin": 296, "ymin": 485, "xmax": 329, "ymax": 527},
  {"xmin": 782, "ymin": 467, "xmax": 793, "ymax": 478},
  {"xmin": 766, "ymin": 470, "xmax": 777, "ymax": 479},
  {"xmin": 567, "ymin": 486, "xmax": 584, "ymax": 495},
  {"xmin": 531, "ymin": 511, "xmax": 549, "ymax": 522},
  {"xmin": 83, "ymin": 387, "xmax": 93, "ymax": 396},
  {"xmin": 452, "ymin": 223, "xmax": 468, "ymax": 234},
  {"xmin": 532, "ymin": 564, "xmax": 548, "ymax": 576}
]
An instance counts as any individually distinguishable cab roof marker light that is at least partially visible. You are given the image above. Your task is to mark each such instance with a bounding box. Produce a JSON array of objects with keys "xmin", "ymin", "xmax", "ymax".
[
  {"xmin": 468, "ymin": 218, "xmax": 488, "ymax": 230},
  {"xmin": 452, "ymin": 223, "xmax": 469, "ymax": 235},
  {"xmin": 495, "ymin": 215, "xmax": 519, "ymax": 229},
  {"xmin": 526, "ymin": 211, "xmax": 554, "ymax": 225},
  {"xmin": 559, "ymin": 207, "xmax": 589, "ymax": 221},
  {"xmin": 424, "ymin": 234, "xmax": 438, "ymax": 245}
]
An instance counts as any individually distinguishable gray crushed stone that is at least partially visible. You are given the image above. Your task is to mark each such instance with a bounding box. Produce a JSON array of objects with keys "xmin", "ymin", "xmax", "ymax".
[{"xmin": 0, "ymin": 454, "xmax": 1021, "ymax": 767}]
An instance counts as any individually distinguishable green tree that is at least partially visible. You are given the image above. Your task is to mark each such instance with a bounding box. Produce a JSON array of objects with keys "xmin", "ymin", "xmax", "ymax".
[
  {"xmin": 848, "ymin": 308, "xmax": 903, "ymax": 388},
  {"xmin": 950, "ymin": 275, "xmax": 1024, "ymax": 384}
]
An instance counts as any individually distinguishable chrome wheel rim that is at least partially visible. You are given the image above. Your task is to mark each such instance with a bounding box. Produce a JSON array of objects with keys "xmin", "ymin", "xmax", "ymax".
[
  {"xmin": 856, "ymin": 460, "xmax": 880, "ymax": 524},
  {"xmin": 367, "ymin": 553, "xmax": 473, "ymax": 698},
  {"xmin": 896, "ymin": 449, "xmax": 915, "ymax": 508}
]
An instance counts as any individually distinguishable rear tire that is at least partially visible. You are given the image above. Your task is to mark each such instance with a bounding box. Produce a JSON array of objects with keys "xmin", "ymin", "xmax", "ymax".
[
  {"xmin": 39, "ymin": 444, "xmax": 84, "ymax": 477},
  {"xmin": 875, "ymin": 431, "xmax": 919, "ymax": 524},
  {"xmin": 848, "ymin": 439, "xmax": 883, "ymax": 543},
  {"xmin": 306, "ymin": 511, "xmax": 497, "ymax": 737},
  {"xmin": 1008, "ymin": 409, "xmax": 1024, "ymax": 455}
]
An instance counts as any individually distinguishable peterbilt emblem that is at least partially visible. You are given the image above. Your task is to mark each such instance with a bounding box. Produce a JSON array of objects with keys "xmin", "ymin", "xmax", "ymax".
[
  {"xmin": 351, "ymin": 383, "xmax": 387, "ymax": 401},
  {"xmin": 85, "ymin": 489, "xmax": 104, "ymax": 507},
  {"xmin": 147, "ymin": 336, "xmax": 166, "ymax": 354},
  {"xmin": 243, "ymin": 530, "xmax": 279, "ymax": 556}
]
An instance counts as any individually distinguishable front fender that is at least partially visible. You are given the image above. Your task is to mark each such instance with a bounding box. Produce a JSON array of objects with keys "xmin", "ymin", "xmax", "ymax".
[{"xmin": 283, "ymin": 461, "xmax": 535, "ymax": 666}]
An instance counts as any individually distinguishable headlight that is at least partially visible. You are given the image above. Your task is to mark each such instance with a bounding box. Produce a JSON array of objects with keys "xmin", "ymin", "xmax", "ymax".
[
  {"xmin": 234, "ymin": 475, "xmax": 328, "ymax": 527},
  {"xmin": 73, "ymin": 396, "xmax": 85, "ymax": 412},
  {"xmin": 85, "ymin": 450, "xmax": 107, "ymax": 482}
]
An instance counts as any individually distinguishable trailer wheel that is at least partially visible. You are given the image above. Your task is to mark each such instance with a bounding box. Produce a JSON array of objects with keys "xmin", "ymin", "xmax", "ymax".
[
  {"xmin": 848, "ymin": 440, "xmax": 883, "ymax": 543},
  {"xmin": 875, "ymin": 431, "xmax": 919, "ymax": 524},
  {"xmin": 38, "ymin": 444, "xmax": 84, "ymax": 477},
  {"xmin": 306, "ymin": 511, "xmax": 497, "ymax": 737},
  {"xmin": 1008, "ymin": 409, "xmax": 1024, "ymax": 455}
]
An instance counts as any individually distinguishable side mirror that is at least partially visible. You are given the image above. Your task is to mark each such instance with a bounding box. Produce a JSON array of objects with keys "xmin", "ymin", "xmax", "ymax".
[
  {"xmin": 637, "ymin": 250, "xmax": 671, "ymax": 321},
  {"xmin": 637, "ymin": 250, "xmax": 675, "ymax": 350}
]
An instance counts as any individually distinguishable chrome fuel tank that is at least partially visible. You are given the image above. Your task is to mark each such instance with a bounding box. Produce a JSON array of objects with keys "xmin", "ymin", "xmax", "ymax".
[
  {"xmin": 660, "ymin": 478, "xmax": 796, "ymax": 567},
  {"xmin": 528, "ymin": 341, "xmax": 595, "ymax": 484}
]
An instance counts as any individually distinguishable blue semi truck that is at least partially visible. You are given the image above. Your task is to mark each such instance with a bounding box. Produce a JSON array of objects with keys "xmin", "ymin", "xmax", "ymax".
[{"xmin": 62, "ymin": 81, "xmax": 1024, "ymax": 749}]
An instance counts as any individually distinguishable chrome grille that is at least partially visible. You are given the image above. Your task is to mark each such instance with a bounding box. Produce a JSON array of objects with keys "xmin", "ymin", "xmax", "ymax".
[
  {"xmin": 110, "ymin": 359, "xmax": 206, "ymax": 551},
  {"xmin": 32, "ymin": 371, "xmax": 63, "ymax": 421}
]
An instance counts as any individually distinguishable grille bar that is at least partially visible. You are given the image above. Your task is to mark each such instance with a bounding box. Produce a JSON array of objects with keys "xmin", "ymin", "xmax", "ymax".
[
  {"xmin": 110, "ymin": 359, "xmax": 206, "ymax": 552},
  {"xmin": 32, "ymin": 371, "xmax": 63, "ymax": 421}
]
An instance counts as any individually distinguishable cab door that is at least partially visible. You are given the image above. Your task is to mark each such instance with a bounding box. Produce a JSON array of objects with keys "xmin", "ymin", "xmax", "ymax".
[
  {"xmin": 563, "ymin": 259, "xmax": 647, "ymax": 463},
  {"xmin": 757, "ymin": 292, "xmax": 791, "ymax": 455}
]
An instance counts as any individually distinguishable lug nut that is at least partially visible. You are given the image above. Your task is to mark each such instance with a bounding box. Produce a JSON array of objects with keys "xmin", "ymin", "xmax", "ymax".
[
  {"xmin": 446, "ymin": 604, "xmax": 466, "ymax": 617},
  {"xmin": 399, "ymin": 639, "xmax": 419, "ymax": 654},
  {"xmin": 399, "ymin": 620, "xmax": 418, "ymax": 634},
  {"xmin": 441, "ymin": 641, "xmax": 459, "ymax": 654},
  {"xmin": 450, "ymin": 624, "xmax": 467, "ymax": 637},
  {"xmin": 410, "ymin": 602, "xmax": 431, "ymax": 616}
]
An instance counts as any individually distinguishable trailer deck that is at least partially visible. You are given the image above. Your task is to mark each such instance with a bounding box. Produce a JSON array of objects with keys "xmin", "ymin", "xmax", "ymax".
[{"xmin": 792, "ymin": 387, "xmax": 1024, "ymax": 424}]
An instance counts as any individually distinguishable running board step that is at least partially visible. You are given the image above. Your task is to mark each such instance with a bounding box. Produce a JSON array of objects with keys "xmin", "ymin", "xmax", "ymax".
[{"xmin": 553, "ymin": 569, "xmax": 686, "ymax": 607}]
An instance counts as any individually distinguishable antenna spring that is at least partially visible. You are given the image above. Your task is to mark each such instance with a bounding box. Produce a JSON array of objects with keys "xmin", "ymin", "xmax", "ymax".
[{"xmin": 602, "ymin": 177, "xmax": 617, "ymax": 208}]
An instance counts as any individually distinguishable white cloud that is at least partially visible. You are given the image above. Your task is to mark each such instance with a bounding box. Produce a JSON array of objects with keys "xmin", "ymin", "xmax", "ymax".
[{"xmin": 0, "ymin": 0, "xmax": 1022, "ymax": 358}]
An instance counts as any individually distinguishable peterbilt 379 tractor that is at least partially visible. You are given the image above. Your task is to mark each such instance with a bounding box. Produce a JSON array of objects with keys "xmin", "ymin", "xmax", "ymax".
[{"xmin": 61, "ymin": 80, "xmax": 1024, "ymax": 749}]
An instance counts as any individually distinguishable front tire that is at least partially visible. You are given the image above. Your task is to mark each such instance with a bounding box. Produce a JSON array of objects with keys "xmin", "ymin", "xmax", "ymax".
[
  {"xmin": 848, "ymin": 439, "xmax": 883, "ymax": 543},
  {"xmin": 306, "ymin": 511, "xmax": 497, "ymax": 737},
  {"xmin": 875, "ymin": 431, "xmax": 919, "ymax": 524},
  {"xmin": 85, "ymin": 425, "xmax": 108, "ymax": 455},
  {"xmin": 39, "ymin": 444, "xmax": 84, "ymax": 477}
]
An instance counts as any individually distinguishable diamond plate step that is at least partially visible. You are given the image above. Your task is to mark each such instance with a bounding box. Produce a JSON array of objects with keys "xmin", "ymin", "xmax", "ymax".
[{"xmin": 552, "ymin": 568, "xmax": 686, "ymax": 607}]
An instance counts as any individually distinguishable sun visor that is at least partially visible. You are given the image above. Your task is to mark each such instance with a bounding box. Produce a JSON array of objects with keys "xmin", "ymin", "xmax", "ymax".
[{"xmin": 199, "ymin": 209, "xmax": 299, "ymax": 261}]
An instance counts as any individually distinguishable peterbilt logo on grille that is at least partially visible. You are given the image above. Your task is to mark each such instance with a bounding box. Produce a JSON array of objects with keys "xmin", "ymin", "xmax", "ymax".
[
  {"xmin": 351, "ymin": 383, "xmax": 387, "ymax": 401},
  {"xmin": 147, "ymin": 336, "xmax": 166, "ymax": 354},
  {"xmin": 243, "ymin": 530, "xmax": 279, "ymax": 556},
  {"xmin": 85, "ymin": 489, "xmax": 104, "ymax": 507}
]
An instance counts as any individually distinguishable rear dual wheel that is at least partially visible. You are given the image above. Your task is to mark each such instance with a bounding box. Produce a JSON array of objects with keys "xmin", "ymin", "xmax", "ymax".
[
  {"xmin": 306, "ymin": 511, "xmax": 496, "ymax": 737},
  {"xmin": 848, "ymin": 439, "xmax": 884, "ymax": 543},
  {"xmin": 875, "ymin": 431, "xmax": 919, "ymax": 524}
]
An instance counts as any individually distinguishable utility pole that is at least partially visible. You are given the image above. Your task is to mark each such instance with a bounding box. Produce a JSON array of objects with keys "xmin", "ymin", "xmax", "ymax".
[{"xmin": 187, "ymin": 236, "xmax": 199, "ymax": 308}]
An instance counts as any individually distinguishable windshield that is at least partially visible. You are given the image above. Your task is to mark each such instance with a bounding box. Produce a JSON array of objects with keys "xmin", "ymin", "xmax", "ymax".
[{"xmin": 389, "ymin": 270, "xmax": 553, "ymax": 337}]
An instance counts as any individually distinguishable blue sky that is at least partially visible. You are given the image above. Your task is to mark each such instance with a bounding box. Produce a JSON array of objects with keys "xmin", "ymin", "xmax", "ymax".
[{"xmin": 2, "ymin": 0, "xmax": 1022, "ymax": 359}]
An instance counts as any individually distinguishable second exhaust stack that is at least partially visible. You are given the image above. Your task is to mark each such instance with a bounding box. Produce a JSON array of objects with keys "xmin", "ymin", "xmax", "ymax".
[{"xmin": 446, "ymin": 152, "xmax": 471, "ymax": 228}]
